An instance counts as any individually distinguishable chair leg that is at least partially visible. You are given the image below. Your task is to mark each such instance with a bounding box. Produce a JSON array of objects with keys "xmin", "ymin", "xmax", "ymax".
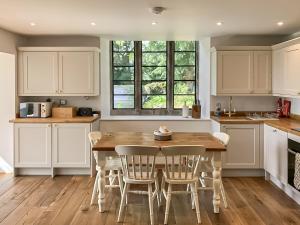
[
  {"xmin": 148, "ymin": 183, "xmax": 154, "ymax": 225},
  {"xmin": 191, "ymin": 182, "xmax": 201, "ymax": 224},
  {"xmin": 220, "ymin": 180, "xmax": 228, "ymax": 208},
  {"xmin": 155, "ymin": 177, "xmax": 160, "ymax": 207},
  {"xmin": 161, "ymin": 176, "xmax": 166, "ymax": 203},
  {"xmin": 164, "ymin": 184, "xmax": 172, "ymax": 225},
  {"xmin": 90, "ymin": 171, "xmax": 99, "ymax": 205},
  {"xmin": 117, "ymin": 182, "xmax": 129, "ymax": 222},
  {"xmin": 117, "ymin": 170, "xmax": 123, "ymax": 195}
]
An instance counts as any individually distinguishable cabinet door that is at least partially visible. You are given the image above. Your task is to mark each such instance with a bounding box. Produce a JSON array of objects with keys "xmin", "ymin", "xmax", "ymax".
[
  {"xmin": 52, "ymin": 123, "xmax": 90, "ymax": 167},
  {"xmin": 217, "ymin": 51, "xmax": 253, "ymax": 94},
  {"xmin": 21, "ymin": 52, "xmax": 58, "ymax": 95},
  {"xmin": 253, "ymin": 51, "xmax": 272, "ymax": 94},
  {"xmin": 284, "ymin": 45, "xmax": 300, "ymax": 96},
  {"xmin": 264, "ymin": 125, "xmax": 288, "ymax": 183},
  {"xmin": 59, "ymin": 52, "xmax": 94, "ymax": 95},
  {"xmin": 221, "ymin": 124, "xmax": 260, "ymax": 169},
  {"xmin": 272, "ymin": 49, "xmax": 286, "ymax": 95},
  {"xmin": 14, "ymin": 123, "xmax": 51, "ymax": 167}
]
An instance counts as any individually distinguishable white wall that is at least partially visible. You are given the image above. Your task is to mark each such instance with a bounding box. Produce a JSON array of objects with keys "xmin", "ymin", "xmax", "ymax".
[{"xmin": 0, "ymin": 53, "xmax": 15, "ymax": 172}]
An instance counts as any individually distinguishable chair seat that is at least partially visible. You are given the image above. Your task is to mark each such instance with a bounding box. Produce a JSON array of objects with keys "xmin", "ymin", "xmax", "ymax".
[
  {"xmin": 124, "ymin": 171, "xmax": 158, "ymax": 184},
  {"xmin": 96, "ymin": 157, "xmax": 122, "ymax": 171},
  {"xmin": 162, "ymin": 170, "xmax": 198, "ymax": 184}
]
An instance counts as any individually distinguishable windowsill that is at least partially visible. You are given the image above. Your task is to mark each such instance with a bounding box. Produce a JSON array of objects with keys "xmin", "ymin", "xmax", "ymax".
[{"xmin": 100, "ymin": 115, "xmax": 211, "ymax": 121}]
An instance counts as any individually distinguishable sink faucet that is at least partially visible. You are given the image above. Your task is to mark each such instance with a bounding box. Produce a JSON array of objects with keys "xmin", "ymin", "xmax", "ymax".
[{"xmin": 224, "ymin": 96, "xmax": 236, "ymax": 117}]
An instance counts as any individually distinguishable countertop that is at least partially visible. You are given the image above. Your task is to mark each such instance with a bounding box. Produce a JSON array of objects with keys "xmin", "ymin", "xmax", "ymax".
[
  {"xmin": 9, "ymin": 116, "xmax": 100, "ymax": 123},
  {"xmin": 211, "ymin": 115, "xmax": 300, "ymax": 136}
]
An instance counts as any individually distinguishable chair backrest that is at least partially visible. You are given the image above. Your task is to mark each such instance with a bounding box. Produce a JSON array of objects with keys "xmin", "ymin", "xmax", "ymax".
[
  {"xmin": 161, "ymin": 145, "xmax": 206, "ymax": 180},
  {"xmin": 115, "ymin": 145, "xmax": 160, "ymax": 180},
  {"xmin": 213, "ymin": 132, "xmax": 230, "ymax": 146},
  {"xmin": 88, "ymin": 131, "xmax": 102, "ymax": 146}
]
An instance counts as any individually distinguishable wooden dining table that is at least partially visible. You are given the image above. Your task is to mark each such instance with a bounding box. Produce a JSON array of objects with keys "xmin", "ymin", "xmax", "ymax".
[{"xmin": 91, "ymin": 132, "xmax": 226, "ymax": 214}]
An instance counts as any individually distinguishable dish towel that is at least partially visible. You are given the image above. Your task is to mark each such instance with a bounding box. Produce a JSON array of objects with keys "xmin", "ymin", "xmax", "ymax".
[{"xmin": 294, "ymin": 153, "xmax": 300, "ymax": 190}]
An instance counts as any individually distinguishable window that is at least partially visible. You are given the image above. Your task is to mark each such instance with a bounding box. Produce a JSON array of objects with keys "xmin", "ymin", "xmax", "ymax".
[{"xmin": 111, "ymin": 41, "xmax": 198, "ymax": 115}]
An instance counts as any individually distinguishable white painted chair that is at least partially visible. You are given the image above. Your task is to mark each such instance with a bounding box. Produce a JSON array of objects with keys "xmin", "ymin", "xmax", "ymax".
[
  {"xmin": 88, "ymin": 132, "xmax": 123, "ymax": 208},
  {"xmin": 161, "ymin": 145, "xmax": 205, "ymax": 224},
  {"xmin": 116, "ymin": 145, "xmax": 160, "ymax": 225},
  {"xmin": 190, "ymin": 132, "xmax": 229, "ymax": 209}
]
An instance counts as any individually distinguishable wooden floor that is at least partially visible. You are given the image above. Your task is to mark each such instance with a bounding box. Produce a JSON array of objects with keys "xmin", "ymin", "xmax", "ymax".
[{"xmin": 0, "ymin": 174, "xmax": 299, "ymax": 225}]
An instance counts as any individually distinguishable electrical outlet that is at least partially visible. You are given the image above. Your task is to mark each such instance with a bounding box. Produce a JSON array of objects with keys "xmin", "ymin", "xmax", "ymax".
[{"xmin": 60, "ymin": 99, "xmax": 67, "ymax": 105}]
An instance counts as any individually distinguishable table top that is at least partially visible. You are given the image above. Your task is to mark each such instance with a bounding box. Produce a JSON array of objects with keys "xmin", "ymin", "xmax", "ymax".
[{"xmin": 92, "ymin": 132, "xmax": 226, "ymax": 152}]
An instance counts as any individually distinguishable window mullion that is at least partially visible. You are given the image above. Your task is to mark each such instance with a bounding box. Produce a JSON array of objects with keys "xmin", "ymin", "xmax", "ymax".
[
  {"xmin": 167, "ymin": 41, "xmax": 174, "ymax": 112},
  {"xmin": 135, "ymin": 41, "xmax": 142, "ymax": 113}
]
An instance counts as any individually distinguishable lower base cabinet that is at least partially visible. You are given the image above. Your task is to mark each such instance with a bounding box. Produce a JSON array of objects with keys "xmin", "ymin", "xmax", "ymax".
[
  {"xmin": 220, "ymin": 124, "xmax": 260, "ymax": 169},
  {"xmin": 264, "ymin": 124, "xmax": 288, "ymax": 184},
  {"xmin": 14, "ymin": 122, "xmax": 97, "ymax": 176}
]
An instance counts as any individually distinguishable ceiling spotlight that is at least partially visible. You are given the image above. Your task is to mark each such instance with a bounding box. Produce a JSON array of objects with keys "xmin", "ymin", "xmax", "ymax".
[
  {"xmin": 216, "ymin": 21, "xmax": 223, "ymax": 26},
  {"xmin": 150, "ymin": 6, "xmax": 166, "ymax": 15},
  {"xmin": 90, "ymin": 22, "xmax": 96, "ymax": 26},
  {"xmin": 277, "ymin": 21, "xmax": 284, "ymax": 26},
  {"xmin": 152, "ymin": 21, "xmax": 157, "ymax": 25},
  {"xmin": 29, "ymin": 22, "xmax": 36, "ymax": 26}
]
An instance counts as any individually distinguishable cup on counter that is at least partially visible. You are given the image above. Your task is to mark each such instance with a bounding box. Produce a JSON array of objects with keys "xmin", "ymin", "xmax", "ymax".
[{"xmin": 93, "ymin": 114, "xmax": 99, "ymax": 117}]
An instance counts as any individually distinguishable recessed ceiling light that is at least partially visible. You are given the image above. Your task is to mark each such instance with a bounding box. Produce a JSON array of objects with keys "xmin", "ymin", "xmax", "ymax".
[
  {"xmin": 90, "ymin": 22, "xmax": 96, "ymax": 26},
  {"xmin": 277, "ymin": 21, "xmax": 284, "ymax": 26},
  {"xmin": 216, "ymin": 21, "xmax": 223, "ymax": 26},
  {"xmin": 152, "ymin": 21, "xmax": 157, "ymax": 25},
  {"xmin": 29, "ymin": 22, "xmax": 36, "ymax": 26}
]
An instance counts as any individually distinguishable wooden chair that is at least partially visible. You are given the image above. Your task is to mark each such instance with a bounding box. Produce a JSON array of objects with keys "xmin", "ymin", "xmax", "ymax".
[
  {"xmin": 161, "ymin": 145, "xmax": 205, "ymax": 224},
  {"xmin": 116, "ymin": 145, "xmax": 160, "ymax": 225},
  {"xmin": 190, "ymin": 132, "xmax": 229, "ymax": 209},
  {"xmin": 88, "ymin": 132, "xmax": 123, "ymax": 208}
]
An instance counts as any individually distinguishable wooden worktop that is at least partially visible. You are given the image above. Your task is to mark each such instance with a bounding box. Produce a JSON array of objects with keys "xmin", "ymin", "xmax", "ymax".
[
  {"xmin": 9, "ymin": 116, "xmax": 100, "ymax": 123},
  {"xmin": 92, "ymin": 132, "xmax": 226, "ymax": 152}
]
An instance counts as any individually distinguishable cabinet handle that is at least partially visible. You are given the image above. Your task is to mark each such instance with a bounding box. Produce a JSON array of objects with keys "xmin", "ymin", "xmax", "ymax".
[
  {"xmin": 298, "ymin": 92, "xmax": 300, "ymax": 95},
  {"xmin": 273, "ymin": 129, "xmax": 277, "ymax": 132},
  {"xmin": 55, "ymin": 90, "xmax": 58, "ymax": 93},
  {"xmin": 59, "ymin": 90, "xmax": 63, "ymax": 93},
  {"xmin": 48, "ymin": 124, "xmax": 51, "ymax": 127},
  {"xmin": 53, "ymin": 123, "xmax": 57, "ymax": 127}
]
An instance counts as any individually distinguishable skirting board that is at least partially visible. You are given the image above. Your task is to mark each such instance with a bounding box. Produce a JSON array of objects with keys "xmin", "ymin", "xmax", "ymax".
[
  {"xmin": 269, "ymin": 175, "xmax": 300, "ymax": 205},
  {"xmin": 14, "ymin": 167, "xmax": 91, "ymax": 177},
  {"xmin": 222, "ymin": 169, "xmax": 265, "ymax": 177}
]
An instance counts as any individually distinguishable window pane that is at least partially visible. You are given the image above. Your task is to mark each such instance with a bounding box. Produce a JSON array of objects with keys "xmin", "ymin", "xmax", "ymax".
[
  {"xmin": 113, "ymin": 41, "xmax": 134, "ymax": 51},
  {"xmin": 114, "ymin": 95, "xmax": 134, "ymax": 109},
  {"xmin": 142, "ymin": 81, "xmax": 166, "ymax": 94},
  {"xmin": 142, "ymin": 53, "xmax": 166, "ymax": 66},
  {"xmin": 142, "ymin": 95, "xmax": 166, "ymax": 108},
  {"xmin": 142, "ymin": 41, "xmax": 166, "ymax": 51},
  {"xmin": 174, "ymin": 95, "xmax": 195, "ymax": 109},
  {"xmin": 113, "ymin": 52, "xmax": 134, "ymax": 66},
  {"xmin": 175, "ymin": 41, "xmax": 195, "ymax": 51},
  {"xmin": 174, "ymin": 81, "xmax": 195, "ymax": 94},
  {"xmin": 175, "ymin": 52, "xmax": 195, "ymax": 66},
  {"xmin": 174, "ymin": 67, "xmax": 195, "ymax": 80},
  {"xmin": 113, "ymin": 67, "xmax": 134, "ymax": 80},
  {"xmin": 142, "ymin": 67, "xmax": 166, "ymax": 80},
  {"xmin": 113, "ymin": 81, "xmax": 134, "ymax": 94}
]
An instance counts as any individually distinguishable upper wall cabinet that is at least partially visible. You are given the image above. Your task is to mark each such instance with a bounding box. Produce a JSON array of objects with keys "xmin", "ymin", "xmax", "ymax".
[
  {"xmin": 272, "ymin": 40, "xmax": 300, "ymax": 97},
  {"xmin": 211, "ymin": 47, "xmax": 272, "ymax": 96},
  {"xmin": 18, "ymin": 47, "xmax": 100, "ymax": 96}
]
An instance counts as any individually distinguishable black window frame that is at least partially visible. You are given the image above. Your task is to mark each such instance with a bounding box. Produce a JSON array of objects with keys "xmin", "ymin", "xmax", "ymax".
[{"xmin": 110, "ymin": 41, "xmax": 199, "ymax": 115}]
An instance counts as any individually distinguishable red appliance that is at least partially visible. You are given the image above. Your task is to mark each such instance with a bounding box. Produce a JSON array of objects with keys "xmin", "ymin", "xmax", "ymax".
[{"xmin": 282, "ymin": 100, "xmax": 291, "ymax": 117}]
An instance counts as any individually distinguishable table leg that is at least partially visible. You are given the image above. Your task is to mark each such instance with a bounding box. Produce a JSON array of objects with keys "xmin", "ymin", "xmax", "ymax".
[
  {"xmin": 94, "ymin": 152, "xmax": 106, "ymax": 213},
  {"xmin": 212, "ymin": 152, "xmax": 222, "ymax": 213}
]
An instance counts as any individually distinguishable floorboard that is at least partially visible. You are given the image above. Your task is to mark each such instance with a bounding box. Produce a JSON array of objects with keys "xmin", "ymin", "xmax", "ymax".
[{"xmin": 0, "ymin": 174, "xmax": 299, "ymax": 225}]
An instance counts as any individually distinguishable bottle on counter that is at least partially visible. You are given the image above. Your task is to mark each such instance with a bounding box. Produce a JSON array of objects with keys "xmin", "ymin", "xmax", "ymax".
[
  {"xmin": 182, "ymin": 101, "xmax": 189, "ymax": 118},
  {"xmin": 192, "ymin": 100, "xmax": 201, "ymax": 119}
]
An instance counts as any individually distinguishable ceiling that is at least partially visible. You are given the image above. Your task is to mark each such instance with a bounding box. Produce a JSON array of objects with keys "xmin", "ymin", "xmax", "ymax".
[{"xmin": 1, "ymin": 0, "xmax": 300, "ymax": 39}]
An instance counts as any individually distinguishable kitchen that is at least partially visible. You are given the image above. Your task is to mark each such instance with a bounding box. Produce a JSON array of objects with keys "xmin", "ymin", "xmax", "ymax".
[{"xmin": 0, "ymin": 1, "xmax": 300, "ymax": 225}]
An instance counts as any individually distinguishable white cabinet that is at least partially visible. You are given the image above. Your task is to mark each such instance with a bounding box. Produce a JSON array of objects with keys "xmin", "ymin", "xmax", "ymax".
[
  {"xmin": 211, "ymin": 47, "xmax": 272, "ymax": 96},
  {"xmin": 52, "ymin": 123, "xmax": 90, "ymax": 168},
  {"xmin": 284, "ymin": 44, "xmax": 300, "ymax": 96},
  {"xmin": 14, "ymin": 123, "xmax": 51, "ymax": 167},
  {"xmin": 253, "ymin": 51, "xmax": 272, "ymax": 94},
  {"xmin": 19, "ymin": 52, "xmax": 58, "ymax": 95},
  {"xmin": 264, "ymin": 124, "xmax": 288, "ymax": 184},
  {"xmin": 221, "ymin": 124, "xmax": 260, "ymax": 169},
  {"xmin": 18, "ymin": 47, "xmax": 100, "ymax": 96},
  {"xmin": 59, "ymin": 52, "xmax": 96, "ymax": 95},
  {"xmin": 272, "ymin": 48, "xmax": 286, "ymax": 95}
]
